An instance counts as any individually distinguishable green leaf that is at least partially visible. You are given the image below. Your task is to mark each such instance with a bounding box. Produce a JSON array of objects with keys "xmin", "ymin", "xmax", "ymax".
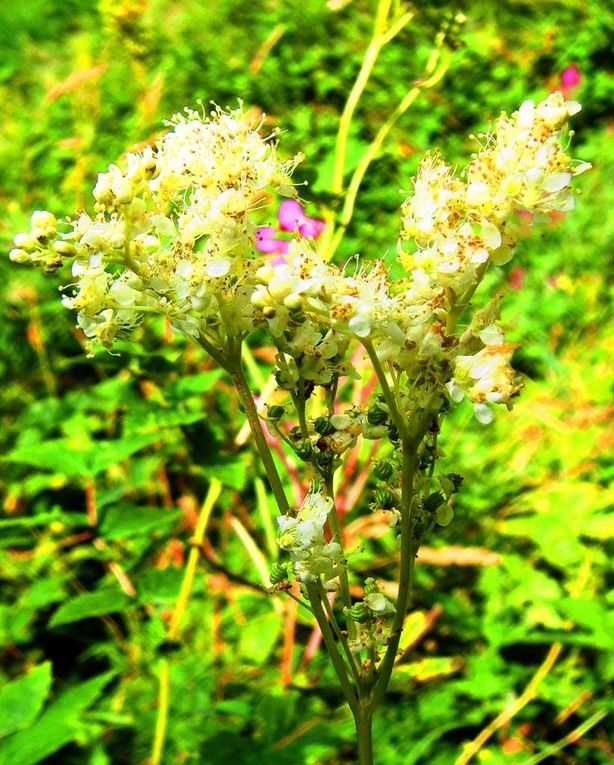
[
  {"xmin": 0, "ymin": 672, "xmax": 114, "ymax": 765},
  {"xmin": 5, "ymin": 433, "xmax": 169, "ymax": 478},
  {"xmin": 200, "ymin": 456, "xmax": 247, "ymax": 490},
  {"xmin": 238, "ymin": 612, "xmax": 282, "ymax": 664},
  {"xmin": 164, "ymin": 369, "xmax": 223, "ymax": 398},
  {"xmin": 137, "ymin": 569, "xmax": 184, "ymax": 604},
  {"xmin": 20, "ymin": 577, "xmax": 68, "ymax": 609},
  {"xmin": 99, "ymin": 505, "xmax": 181, "ymax": 540},
  {"xmin": 49, "ymin": 588, "xmax": 132, "ymax": 628},
  {"xmin": 123, "ymin": 402, "xmax": 206, "ymax": 434},
  {"xmin": 0, "ymin": 662, "xmax": 52, "ymax": 739}
]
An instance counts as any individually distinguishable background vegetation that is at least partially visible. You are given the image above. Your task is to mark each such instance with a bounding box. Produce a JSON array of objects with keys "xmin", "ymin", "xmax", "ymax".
[{"xmin": 0, "ymin": 1, "xmax": 612, "ymax": 763}]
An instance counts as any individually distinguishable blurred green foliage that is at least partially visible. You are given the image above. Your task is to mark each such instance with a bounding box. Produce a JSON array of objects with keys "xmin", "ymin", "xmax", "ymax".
[{"xmin": 0, "ymin": 1, "xmax": 612, "ymax": 763}]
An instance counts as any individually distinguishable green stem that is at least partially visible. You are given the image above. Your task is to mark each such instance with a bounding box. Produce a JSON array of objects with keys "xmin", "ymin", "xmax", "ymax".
[
  {"xmin": 195, "ymin": 334, "xmax": 232, "ymax": 371},
  {"xmin": 363, "ymin": 341, "xmax": 407, "ymax": 436},
  {"xmin": 150, "ymin": 659, "xmax": 170, "ymax": 765},
  {"xmin": 370, "ymin": 437, "xmax": 419, "ymax": 708},
  {"xmin": 229, "ymin": 356, "xmax": 290, "ymax": 515},
  {"xmin": 323, "ymin": 474, "xmax": 356, "ymax": 642},
  {"xmin": 317, "ymin": 581, "xmax": 361, "ymax": 686},
  {"xmin": 306, "ymin": 581, "xmax": 358, "ymax": 714},
  {"xmin": 354, "ymin": 700, "xmax": 374, "ymax": 765}
]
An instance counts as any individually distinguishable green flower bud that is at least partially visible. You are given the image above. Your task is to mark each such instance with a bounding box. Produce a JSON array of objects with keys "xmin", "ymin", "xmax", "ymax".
[
  {"xmin": 424, "ymin": 491, "xmax": 445, "ymax": 513},
  {"xmin": 348, "ymin": 602, "xmax": 370, "ymax": 623},
  {"xmin": 374, "ymin": 460, "xmax": 394, "ymax": 480},
  {"xmin": 448, "ymin": 473, "xmax": 464, "ymax": 491},
  {"xmin": 270, "ymin": 562, "xmax": 291, "ymax": 585},
  {"xmin": 267, "ymin": 405, "xmax": 285, "ymax": 420},
  {"xmin": 364, "ymin": 577, "xmax": 379, "ymax": 595},
  {"xmin": 374, "ymin": 488, "xmax": 396, "ymax": 509},
  {"xmin": 313, "ymin": 416, "xmax": 334, "ymax": 435},
  {"xmin": 295, "ymin": 439, "xmax": 314, "ymax": 461},
  {"xmin": 367, "ymin": 403, "xmax": 388, "ymax": 425}
]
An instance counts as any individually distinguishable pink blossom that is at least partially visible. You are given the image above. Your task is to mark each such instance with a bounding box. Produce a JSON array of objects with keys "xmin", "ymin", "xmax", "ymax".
[
  {"xmin": 255, "ymin": 200, "xmax": 325, "ymax": 256},
  {"xmin": 560, "ymin": 65, "xmax": 581, "ymax": 97}
]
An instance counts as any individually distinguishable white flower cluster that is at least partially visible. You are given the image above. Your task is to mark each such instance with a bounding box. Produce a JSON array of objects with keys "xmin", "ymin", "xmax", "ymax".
[
  {"xmin": 10, "ymin": 104, "xmax": 301, "ymax": 353},
  {"xmin": 9, "ymin": 94, "xmax": 587, "ymax": 424},
  {"xmin": 276, "ymin": 490, "xmax": 344, "ymax": 584},
  {"xmin": 399, "ymin": 92, "xmax": 590, "ymax": 299}
]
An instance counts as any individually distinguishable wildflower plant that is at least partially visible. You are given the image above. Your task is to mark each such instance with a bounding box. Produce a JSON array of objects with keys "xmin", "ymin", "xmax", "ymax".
[{"xmin": 7, "ymin": 6, "xmax": 591, "ymax": 763}]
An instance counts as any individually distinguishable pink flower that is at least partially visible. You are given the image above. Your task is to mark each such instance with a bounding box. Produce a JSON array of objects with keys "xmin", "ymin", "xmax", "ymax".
[
  {"xmin": 560, "ymin": 65, "xmax": 581, "ymax": 97},
  {"xmin": 255, "ymin": 200, "xmax": 325, "ymax": 257}
]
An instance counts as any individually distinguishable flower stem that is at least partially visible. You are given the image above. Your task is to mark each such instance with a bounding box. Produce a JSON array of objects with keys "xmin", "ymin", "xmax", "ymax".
[
  {"xmin": 317, "ymin": 581, "xmax": 361, "ymax": 686},
  {"xmin": 306, "ymin": 580, "xmax": 358, "ymax": 714},
  {"xmin": 362, "ymin": 341, "xmax": 407, "ymax": 436},
  {"xmin": 354, "ymin": 700, "xmax": 374, "ymax": 765},
  {"xmin": 370, "ymin": 437, "xmax": 419, "ymax": 708},
  {"xmin": 229, "ymin": 356, "xmax": 291, "ymax": 515}
]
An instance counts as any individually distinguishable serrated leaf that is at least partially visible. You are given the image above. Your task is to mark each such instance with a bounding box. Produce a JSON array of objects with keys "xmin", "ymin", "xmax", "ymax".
[
  {"xmin": 0, "ymin": 662, "xmax": 52, "ymax": 739},
  {"xmin": 0, "ymin": 672, "xmax": 114, "ymax": 765},
  {"xmin": 49, "ymin": 589, "xmax": 132, "ymax": 628}
]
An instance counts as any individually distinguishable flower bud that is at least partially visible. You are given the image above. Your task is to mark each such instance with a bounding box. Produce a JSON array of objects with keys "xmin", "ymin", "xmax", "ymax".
[
  {"xmin": 13, "ymin": 233, "xmax": 35, "ymax": 250},
  {"xmin": 30, "ymin": 210, "xmax": 56, "ymax": 229},
  {"xmin": 374, "ymin": 460, "xmax": 394, "ymax": 481},
  {"xmin": 364, "ymin": 577, "xmax": 379, "ymax": 595},
  {"xmin": 348, "ymin": 602, "xmax": 370, "ymax": 623},
  {"xmin": 374, "ymin": 488, "xmax": 397, "ymax": 509},
  {"xmin": 30, "ymin": 227, "xmax": 48, "ymax": 244},
  {"xmin": 270, "ymin": 562, "xmax": 291, "ymax": 585},
  {"xmin": 313, "ymin": 416, "xmax": 334, "ymax": 435},
  {"xmin": 367, "ymin": 403, "xmax": 388, "ymax": 425},
  {"xmin": 423, "ymin": 491, "xmax": 445, "ymax": 513},
  {"xmin": 267, "ymin": 405, "xmax": 285, "ymax": 421},
  {"xmin": 53, "ymin": 241, "xmax": 76, "ymax": 257},
  {"xmin": 329, "ymin": 414, "xmax": 352, "ymax": 431},
  {"xmin": 295, "ymin": 439, "xmax": 314, "ymax": 461},
  {"xmin": 283, "ymin": 292, "xmax": 303, "ymax": 311},
  {"xmin": 9, "ymin": 248, "xmax": 31, "ymax": 264}
]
